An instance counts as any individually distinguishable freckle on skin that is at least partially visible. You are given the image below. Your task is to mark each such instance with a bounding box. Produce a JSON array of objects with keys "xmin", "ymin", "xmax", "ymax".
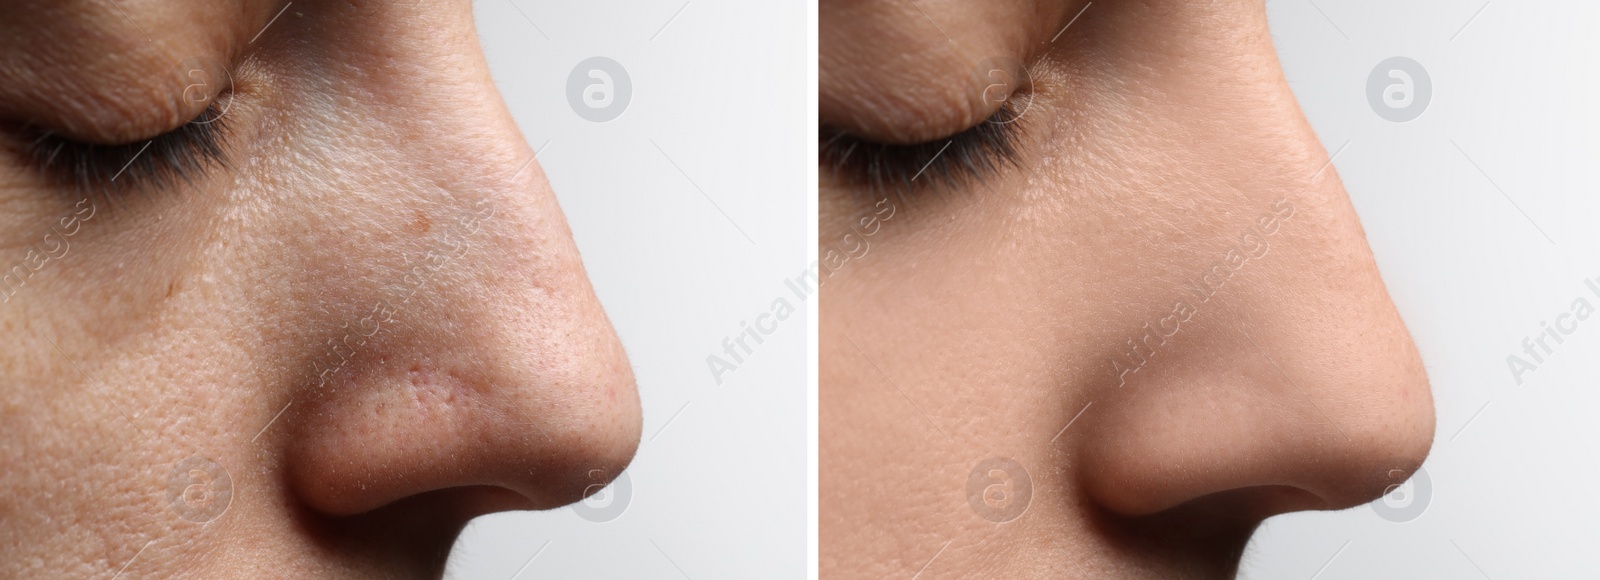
[{"xmin": 410, "ymin": 210, "xmax": 431, "ymax": 235}]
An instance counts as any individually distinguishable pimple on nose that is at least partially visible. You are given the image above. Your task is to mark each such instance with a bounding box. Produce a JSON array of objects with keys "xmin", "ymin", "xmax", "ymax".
[{"xmin": 407, "ymin": 363, "xmax": 458, "ymax": 406}]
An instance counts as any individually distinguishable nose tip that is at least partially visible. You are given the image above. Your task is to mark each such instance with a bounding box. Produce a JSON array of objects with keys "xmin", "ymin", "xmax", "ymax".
[
  {"xmin": 1297, "ymin": 334, "xmax": 1435, "ymax": 510},
  {"xmin": 1079, "ymin": 321, "xmax": 1434, "ymax": 519}
]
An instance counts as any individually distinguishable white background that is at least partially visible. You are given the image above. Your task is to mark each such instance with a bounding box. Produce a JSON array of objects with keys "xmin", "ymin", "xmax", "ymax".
[
  {"xmin": 1245, "ymin": 1, "xmax": 1600, "ymax": 578},
  {"xmin": 445, "ymin": 1, "xmax": 808, "ymax": 577}
]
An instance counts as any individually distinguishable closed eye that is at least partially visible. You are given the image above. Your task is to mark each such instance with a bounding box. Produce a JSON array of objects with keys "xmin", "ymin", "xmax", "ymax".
[
  {"xmin": 19, "ymin": 100, "xmax": 231, "ymax": 203},
  {"xmin": 820, "ymin": 100, "xmax": 1025, "ymax": 200}
]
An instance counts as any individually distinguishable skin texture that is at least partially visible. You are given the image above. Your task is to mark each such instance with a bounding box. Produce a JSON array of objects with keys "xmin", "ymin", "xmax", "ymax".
[
  {"xmin": 0, "ymin": 1, "xmax": 641, "ymax": 577},
  {"xmin": 820, "ymin": 0, "xmax": 1434, "ymax": 578}
]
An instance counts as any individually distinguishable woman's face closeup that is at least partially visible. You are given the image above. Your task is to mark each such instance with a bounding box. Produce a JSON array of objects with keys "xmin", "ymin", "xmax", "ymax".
[
  {"xmin": 820, "ymin": 0, "xmax": 1434, "ymax": 577},
  {"xmin": 0, "ymin": 0, "xmax": 640, "ymax": 577}
]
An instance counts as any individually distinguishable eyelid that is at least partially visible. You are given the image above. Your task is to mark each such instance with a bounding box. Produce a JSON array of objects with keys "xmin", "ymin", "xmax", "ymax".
[
  {"xmin": 20, "ymin": 99, "xmax": 232, "ymax": 201},
  {"xmin": 820, "ymin": 98, "xmax": 1027, "ymax": 200}
]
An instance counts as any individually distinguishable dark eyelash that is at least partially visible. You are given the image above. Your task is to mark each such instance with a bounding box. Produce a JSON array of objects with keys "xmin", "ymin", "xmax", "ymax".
[
  {"xmin": 21, "ymin": 101, "xmax": 230, "ymax": 203},
  {"xmin": 820, "ymin": 101, "xmax": 1024, "ymax": 200}
]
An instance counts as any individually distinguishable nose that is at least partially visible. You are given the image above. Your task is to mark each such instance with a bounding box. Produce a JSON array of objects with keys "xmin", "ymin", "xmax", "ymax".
[
  {"xmin": 257, "ymin": 2, "xmax": 641, "ymax": 519},
  {"xmin": 1067, "ymin": 4, "xmax": 1435, "ymax": 520},
  {"xmin": 1075, "ymin": 207, "xmax": 1437, "ymax": 517},
  {"xmin": 282, "ymin": 218, "xmax": 644, "ymax": 518}
]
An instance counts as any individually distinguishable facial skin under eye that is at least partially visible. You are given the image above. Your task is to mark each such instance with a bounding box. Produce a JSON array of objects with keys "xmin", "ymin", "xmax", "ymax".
[
  {"xmin": 820, "ymin": 99, "xmax": 1026, "ymax": 201},
  {"xmin": 17, "ymin": 100, "xmax": 230, "ymax": 201}
]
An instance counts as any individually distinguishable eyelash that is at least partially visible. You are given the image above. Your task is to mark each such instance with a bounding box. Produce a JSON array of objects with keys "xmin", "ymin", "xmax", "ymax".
[
  {"xmin": 820, "ymin": 100, "xmax": 1024, "ymax": 199},
  {"xmin": 21, "ymin": 101, "xmax": 231, "ymax": 201}
]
